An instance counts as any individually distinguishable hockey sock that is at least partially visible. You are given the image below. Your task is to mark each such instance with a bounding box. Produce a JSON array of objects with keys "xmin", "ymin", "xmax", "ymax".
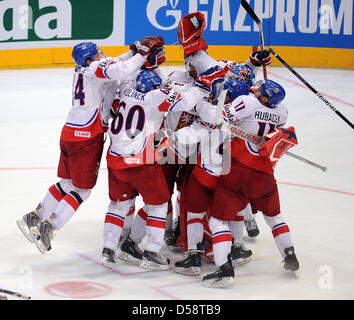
[
  {"xmin": 209, "ymin": 217, "xmax": 233, "ymax": 267},
  {"xmin": 50, "ymin": 187, "xmax": 91, "ymax": 230},
  {"xmin": 165, "ymin": 200, "xmax": 173, "ymax": 230},
  {"xmin": 229, "ymin": 213, "xmax": 244, "ymax": 244},
  {"xmin": 264, "ymin": 213, "xmax": 294, "ymax": 258},
  {"xmin": 39, "ymin": 179, "xmax": 72, "ymax": 220},
  {"xmin": 186, "ymin": 211, "xmax": 206, "ymax": 250},
  {"xmin": 130, "ymin": 205, "xmax": 148, "ymax": 244},
  {"xmin": 123, "ymin": 204, "xmax": 135, "ymax": 230},
  {"xmin": 242, "ymin": 203, "xmax": 255, "ymax": 221},
  {"xmin": 103, "ymin": 199, "xmax": 135, "ymax": 250},
  {"xmin": 145, "ymin": 202, "xmax": 168, "ymax": 252}
]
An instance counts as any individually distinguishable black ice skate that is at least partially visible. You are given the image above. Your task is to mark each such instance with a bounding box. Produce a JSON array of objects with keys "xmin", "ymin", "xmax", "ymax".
[
  {"xmin": 283, "ymin": 247, "xmax": 300, "ymax": 271},
  {"xmin": 140, "ymin": 250, "xmax": 170, "ymax": 270},
  {"xmin": 102, "ymin": 247, "xmax": 116, "ymax": 269},
  {"xmin": 32, "ymin": 219, "xmax": 55, "ymax": 254},
  {"xmin": 231, "ymin": 243, "xmax": 252, "ymax": 266},
  {"xmin": 244, "ymin": 219, "xmax": 260, "ymax": 237},
  {"xmin": 16, "ymin": 210, "xmax": 42, "ymax": 243},
  {"xmin": 174, "ymin": 250, "xmax": 202, "ymax": 275},
  {"xmin": 118, "ymin": 235, "xmax": 143, "ymax": 266},
  {"xmin": 202, "ymin": 254, "xmax": 235, "ymax": 288}
]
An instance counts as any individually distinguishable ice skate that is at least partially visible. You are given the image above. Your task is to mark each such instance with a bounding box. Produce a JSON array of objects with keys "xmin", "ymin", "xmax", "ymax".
[
  {"xmin": 140, "ymin": 250, "xmax": 170, "ymax": 270},
  {"xmin": 31, "ymin": 219, "xmax": 55, "ymax": 254},
  {"xmin": 202, "ymin": 254, "xmax": 235, "ymax": 288},
  {"xmin": 118, "ymin": 235, "xmax": 143, "ymax": 266},
  {"xmin": 283, "ymin": 246, "xmax": 299, "ymax": 272},
  {"xmin": 102, "ymin": 247, "xmax": 116, "ymax": 269},
  {"xmin": 174, "ymin": 250, "xmax": 202, "ymax": 275},
  {"xmin": 231, "ymin": 243, "xmax": 252, "ymax": 266},
  {"xmin": 164, "ymin": 227, "xmax": 181, "ymax": 252},
  {"xmin": 16, "ymin": 210, "xmax": 42, "ymax": 243},
  {"xmin": 244, "ymin": 219, "xmax": 260, "ymax": 237}
]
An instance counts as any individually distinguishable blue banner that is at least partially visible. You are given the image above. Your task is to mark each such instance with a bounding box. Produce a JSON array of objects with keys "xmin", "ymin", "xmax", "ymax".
[{"xmin": 125, "ymin": 0, "xmax": 354, "ymax": 49}]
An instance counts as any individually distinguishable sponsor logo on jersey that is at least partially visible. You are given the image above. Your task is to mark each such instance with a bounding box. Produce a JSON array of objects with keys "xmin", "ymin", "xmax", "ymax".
[{"xmin": 74, "ymin": 130, "xmax": 91, "ymax": 138}]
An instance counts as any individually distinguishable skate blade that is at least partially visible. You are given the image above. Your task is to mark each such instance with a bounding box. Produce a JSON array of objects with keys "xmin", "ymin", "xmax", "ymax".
[
  {"xmin": 140, "ymin": 259, "xmax": 169, "ymax": 270},
  {"xmin": 175, "ymin": 266, "xmax": 201, "ymax": 275},
  {"xmin": 232, "ymin": 256, "xmax": 252, "ymax": 267},
  {"xmin": 202, "ymin": 277, "xmax": 234, "ymax": 288},
  {"xmin": 16, "ymin": 219, "xmax": 34, "ymax": 243},
  {"xmin": 117, "ymin": 251, "xmax": 142, "ymax": 266},
  {"xmin": 29, "ymin": 226, "xmax": 48, "ymax": 254},
  {"xmin": 102, "ymin": 257, "xmax": 115, "ymax": 269}
]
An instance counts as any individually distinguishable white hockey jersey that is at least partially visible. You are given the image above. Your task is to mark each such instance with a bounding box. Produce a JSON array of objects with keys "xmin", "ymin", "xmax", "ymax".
[
  {"xmin": 226, "ymin": 94, "xmax": 288, "ymax": 174},
  {"xmin": 61, "ymin": 51, "xmax": 147, "ymax": 142},
  {"xmin": 107, "ymin": 81, "xmax": 208, "ymax": 169}
]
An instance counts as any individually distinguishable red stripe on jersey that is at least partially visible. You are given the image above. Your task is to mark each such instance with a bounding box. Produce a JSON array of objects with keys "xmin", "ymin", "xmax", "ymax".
[
  {"xmin": 146, "ymin": 218, "xmax": 166, "ymax": 229},
  {"xmin": 49, "ymin": 184, "xmax": 64, "ymax": 202},
  {"xmin": 212, "ymin": 232, "xmax": 233, "ymax": 244},
  {"xmin": 127, "ymin": 207, "xmax": 135, "ymax": 216},
  {"xmin": 105, "ymin": 214, "xmax": 124, "ymax": 228},
  {"xmin": 95, "ymin": 66, "xmax": 106, "ymax": 79},
  {"xmin": 272, "ymin": 225, "xmax": 290, "ymax": 238},
  {"xmin": 187, "ymin": 218, "xmax": 203, "ymax": 225},
  {"xmin": 137, "ymin": 208, "xmax": 148, "ymax": 221},
  {"xmin": 64, "ymin": 193, "xmax": 80, "ymax": 211}
]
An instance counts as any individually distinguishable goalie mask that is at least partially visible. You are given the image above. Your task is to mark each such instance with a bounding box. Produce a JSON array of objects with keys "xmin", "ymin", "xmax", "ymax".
[{"xmin": 231, "ymin": 64, "xmax": 254, "ymax": 87}]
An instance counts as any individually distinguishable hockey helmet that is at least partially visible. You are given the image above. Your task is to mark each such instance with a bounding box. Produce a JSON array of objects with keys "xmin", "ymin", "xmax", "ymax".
[
  {"xmin": 136, "ymin": 70, "xmax": 162, "ymax": 93},
  {"xmin": 256, "ymin": 79, "xmax": 286, "ymax": 107},
  {"xmin": 72, "ymin": 42, "xmax": 100, "ymax": 67},
  {"xmin": 231, "ymin": 64, "xmax": 254, "ymax": 87},
  {"xmin": 224, "ymin": 79, "xmax": 249, "ymax": 102}
]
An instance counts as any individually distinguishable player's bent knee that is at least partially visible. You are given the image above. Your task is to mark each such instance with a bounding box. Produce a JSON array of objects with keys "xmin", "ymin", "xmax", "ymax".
[
  {"xmin": 208, "ymin": 216, "xmax": 230, "ymax": 235},
  {"xmin": 263, "ymin": 212, "xmax": 285, "ymax": 229},
  {"xmin": 71, "ymin": 187, "xmax": 91, "ymax": 203},
  {"xmin": 146, "ymin": 202, "xmax": 168, "ymax": 218}
]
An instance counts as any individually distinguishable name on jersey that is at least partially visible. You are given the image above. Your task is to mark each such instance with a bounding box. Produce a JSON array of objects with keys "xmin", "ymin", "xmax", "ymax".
[
  {"xmin": 254, "ymin": 111, "xmax": 280, "ymax": 123},
  {"xmin": 122, "ymin": 88, "xmax": 145, "ymax": 101}
]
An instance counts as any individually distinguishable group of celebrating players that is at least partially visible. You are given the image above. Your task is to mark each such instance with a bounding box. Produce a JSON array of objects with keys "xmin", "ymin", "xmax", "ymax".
[{"xmin": 17, "ymin": 12, "xmax": 300, "ymax": 288}]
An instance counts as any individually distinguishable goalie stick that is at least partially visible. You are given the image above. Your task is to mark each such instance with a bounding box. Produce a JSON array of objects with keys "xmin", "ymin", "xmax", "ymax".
[
  {"xmin": 241, "ymin": 0, "xmax": 267, "ymax": 80},
  {"xmin": 0, "ymin": 288, "xmax": 31, "ymax": 300},
  {"xmin": 269, "ymin": 48, "xmax": 354, "ymax": 131},
  {"xmin": 216, "ymin": 88, "xmax": 327, "ymax": 172}
]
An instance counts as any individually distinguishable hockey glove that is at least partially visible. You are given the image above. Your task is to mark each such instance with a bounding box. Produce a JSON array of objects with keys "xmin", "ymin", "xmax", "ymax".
[
  {"xmin": 250, "ymin": 50, "xmax": 272, "ymax": 67},
  {"xmin": 143, "ymin": 47, "xmax": 166, "ymax": 70},
  {"xmin": 259, "ymin": 126, "xmax": 298, "ymax": 163},
  {"xmin": 178, "ymin": 12, "xmax": 208, "ymax": 56},
  {"xmin": 133, "ymin": 36, "xmax": 165, "ymax": 56}
]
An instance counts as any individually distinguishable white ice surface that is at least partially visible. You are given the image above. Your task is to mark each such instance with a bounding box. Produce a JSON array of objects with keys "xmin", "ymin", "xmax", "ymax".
[{"xmin": 0, "ymin": 65, "xmax": 353, "ymax": 300}]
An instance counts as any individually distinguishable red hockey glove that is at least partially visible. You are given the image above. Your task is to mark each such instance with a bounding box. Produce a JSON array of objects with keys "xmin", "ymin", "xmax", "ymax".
[
  {"xmin": 178, "ymin": 12, "xmax": 208, "ymax": 56},
  {"xmin": 132, "ymin": 36, "xmax": 165, "ymax": 56},
  {"xmin": 143, "ymin": 47, "xmax": 166, "ymax": 70},
  {"xmin": 259, "ymin": 126, "xmax": 298, "ymax": 162},
  {"xmin": 193, "ymin": 65, "xmax": 231, "ymax": 93},
  {"xmin": 250, "ymin": 50, "xmax": 272, "ymax": 67}
]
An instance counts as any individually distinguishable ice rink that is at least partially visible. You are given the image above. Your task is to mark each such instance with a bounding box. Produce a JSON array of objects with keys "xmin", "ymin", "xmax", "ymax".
[{"xmin": 0, "ymin": 64, "xmax": 353, "ymax": 301}]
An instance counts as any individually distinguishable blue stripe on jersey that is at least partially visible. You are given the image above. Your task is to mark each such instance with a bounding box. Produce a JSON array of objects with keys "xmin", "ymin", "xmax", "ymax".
[{"xmin": 66, "ymin": 108, "xmax": 98, "ymax": 127}]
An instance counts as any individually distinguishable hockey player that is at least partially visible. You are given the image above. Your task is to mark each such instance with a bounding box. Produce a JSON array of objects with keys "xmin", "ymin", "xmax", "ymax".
[
  {"xmin": 101, "ymin": 65, "xmax": 231, "ymax": 269},
  {"xmin": 169, "ymin": 11, "xmax": 271, "ymax": 256},
  {"xmin": 16, "ymin": 36, "xmax": 165, "ymax": 254},
  {"xmin": 202, "ymin": 80, "xmax": 300, "ymax": 287}
]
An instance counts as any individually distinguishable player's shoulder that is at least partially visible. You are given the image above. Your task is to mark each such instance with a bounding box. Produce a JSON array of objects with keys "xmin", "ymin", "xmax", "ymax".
[{"xmin": 88, "ymin": 57, "xmax": 115, "ymax": 73}]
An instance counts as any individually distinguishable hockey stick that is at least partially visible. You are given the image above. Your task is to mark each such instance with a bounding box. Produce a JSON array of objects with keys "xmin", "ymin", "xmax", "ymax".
[
  {"xmin": 0, "ymin": 288, "xmax": 31, "ymax": 300},
  {"xmin": 269, "ymin": 48, "xmax": 354, "ymax": 131},
  {"xmin": 241, "ymin": 0, "xmax": 267, "ymax": 80},
  {"xmin": 216, "ymin": 89, "xmax": 327, "ymax": 172}
]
